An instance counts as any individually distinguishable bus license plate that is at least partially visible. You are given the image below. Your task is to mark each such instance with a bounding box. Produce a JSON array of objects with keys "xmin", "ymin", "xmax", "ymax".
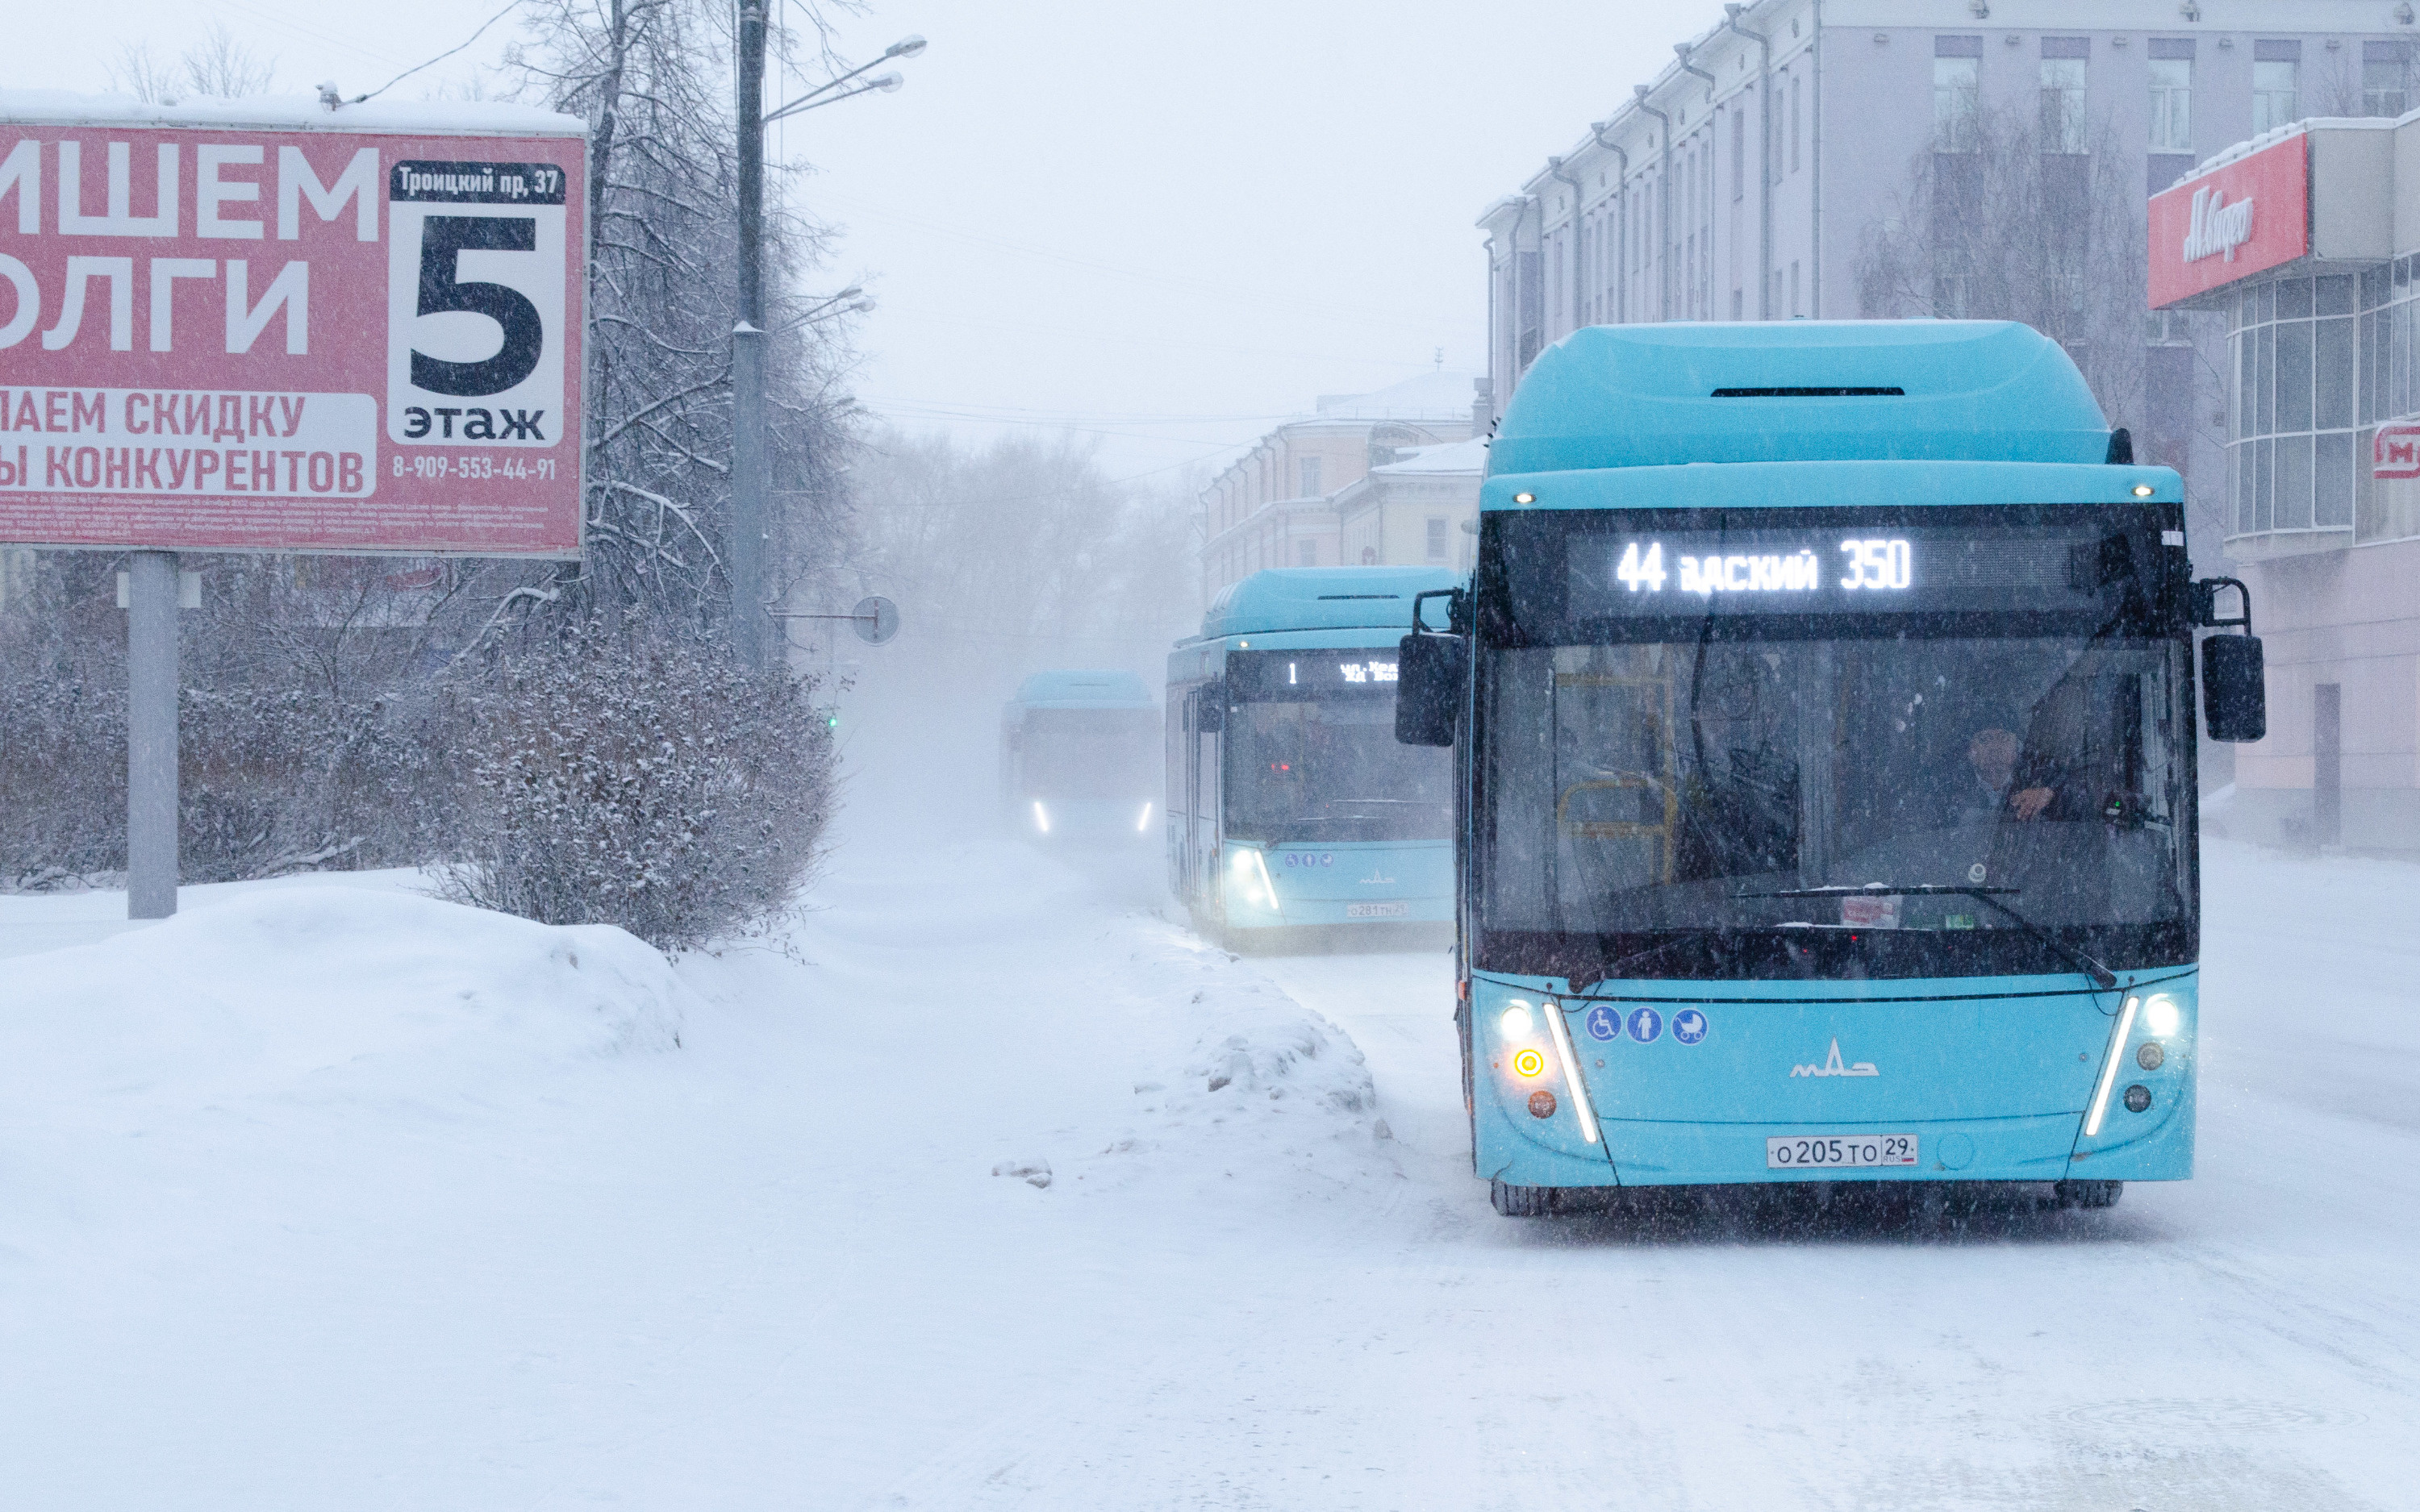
[
  {"xmin": 1346, "ymin": 902, "xmax": 1408, "ymax": 918},
  {"xmin": 1766, "ymin": 1134, "xmax": 1919, "ymax": 1169}
]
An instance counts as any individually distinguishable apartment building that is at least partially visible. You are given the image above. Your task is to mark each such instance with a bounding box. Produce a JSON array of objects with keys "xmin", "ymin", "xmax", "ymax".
[
  {"xmin": 1476, "ymin": 0, "xmax": 2416, "ymax": 514},
  {"xmin": 1197, "ymin": 369, "xmax": 1480, "ymax": 599}
]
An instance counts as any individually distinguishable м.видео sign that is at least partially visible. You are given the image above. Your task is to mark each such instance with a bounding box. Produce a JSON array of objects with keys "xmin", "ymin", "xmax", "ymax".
[
  {"xmin": 0, "ymin": 99, "xmax": 586, "ymax": 556},
  {"xmin": 2147, "ymin": 131, "xmax": 2310, "ymax": 311}
]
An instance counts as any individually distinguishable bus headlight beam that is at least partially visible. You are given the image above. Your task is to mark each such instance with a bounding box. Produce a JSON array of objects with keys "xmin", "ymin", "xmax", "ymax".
[
  {"xmin": 1542, "ymin": 997, "xmax": 1600, "ymax": 1143},
  {"xmin": 2084, "ymin": 995, "xmax": 2141, "ymax": 1137}
]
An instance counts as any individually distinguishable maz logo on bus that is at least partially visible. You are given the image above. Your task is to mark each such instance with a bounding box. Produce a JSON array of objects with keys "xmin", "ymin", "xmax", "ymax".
[{"xmin": 1613, "ymin": 539, "xmax": 1915, "ymax": 596}]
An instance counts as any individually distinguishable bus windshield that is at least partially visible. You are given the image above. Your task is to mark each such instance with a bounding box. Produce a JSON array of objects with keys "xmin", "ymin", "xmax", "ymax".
[
  {"xmin": 1225, "ymin": 652, "xmax": 1451, "ymax": 843},
  {"xmin": 1014, "ymin": 708, "xmax": 1158, "ymax": 800},
  {"xmin": 1474, "ymin": 504, "xmax": 2193, "ymax": 980}
]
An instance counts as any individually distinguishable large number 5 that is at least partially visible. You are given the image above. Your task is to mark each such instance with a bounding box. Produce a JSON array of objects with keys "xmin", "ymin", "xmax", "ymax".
[{"xmin": 411, "ymin": 215, "xmax": 544, "ymax": 398}]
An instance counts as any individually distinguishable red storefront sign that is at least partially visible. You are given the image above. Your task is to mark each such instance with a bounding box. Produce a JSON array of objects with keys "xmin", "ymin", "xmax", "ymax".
[
  {"xmin": 2147, "ymin": 133, "xmax": 2310, "ymax": 310},
  {"xmin": 2376, "ymin": 425, "xmax": 2420, "ymax": 479},
  {"xmin": 0, "ymin": 109, "xmax": 585, "ymax": 556}
]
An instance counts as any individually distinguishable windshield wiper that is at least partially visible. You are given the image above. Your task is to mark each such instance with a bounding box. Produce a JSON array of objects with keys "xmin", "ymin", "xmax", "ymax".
[{"xmin": 1736, "ymin": 884, "xmax": 2118, "ymax": 989}]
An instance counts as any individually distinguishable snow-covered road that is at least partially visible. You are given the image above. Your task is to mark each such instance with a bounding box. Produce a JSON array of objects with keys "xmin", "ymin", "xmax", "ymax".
[{"xmin": 2, "ymin": 743, "xmax": 2414, "ymax": 1509}]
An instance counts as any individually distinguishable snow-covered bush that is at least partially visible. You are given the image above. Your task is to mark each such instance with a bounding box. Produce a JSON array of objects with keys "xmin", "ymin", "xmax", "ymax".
[
  {"xmin": 0, "ymin": 673, "xmax": 448, "ymax": 887},
  {"xmin": 439, "ymin": 631, "xmax": 835, "ymax": 952},
  {"xmin": 0, "ymin": 673, "xmax": 124, "ymax": 885}
]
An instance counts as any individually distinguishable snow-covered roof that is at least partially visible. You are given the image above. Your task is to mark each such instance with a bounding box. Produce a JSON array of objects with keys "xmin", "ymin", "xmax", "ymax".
[
  {"xmin": 2164, "ymin": 111, "xmax": 2414, "ymax": 193},
  {"xmin": 0, "ymin": 90, "xmax": 585, "ymax": 136},
  {"xmin": 1311, "ymin": 369, "xmax": 1479, "ymax": 423},
  {"xmin": 1373, "ymin": 438, "xmax": 1488, "ymax": 477}
]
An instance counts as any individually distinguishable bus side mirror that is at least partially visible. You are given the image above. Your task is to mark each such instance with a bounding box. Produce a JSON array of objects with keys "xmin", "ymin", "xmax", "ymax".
[
  {"xmin": 2201, "ymin": 634, "xmax": 2266, "ymax": 743},
  {"xmin": 2189, "ymin": 575, "xmax": 2264, "ymax": 742},
  {"xmin": 1396, "ymin": 633, "xmax": 1464, "ymax": 747}
]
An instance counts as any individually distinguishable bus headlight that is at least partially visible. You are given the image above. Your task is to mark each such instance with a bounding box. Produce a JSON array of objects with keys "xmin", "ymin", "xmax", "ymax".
[
  {"xmin": 1032, "ymin": 801, "xmax": 1049, "ymax": 834},
  {"xmin": 2142, "ymin": 993, "xmax": 2180, "ymax": 1037},
  {"xmin": 1499, "ymin": 1003, "xmax": 1534, "ymax": 1038},
  {"xmin": 1137, "ymin": 802, "xmax": 1154, "ymax": 833},
  {"xmin": 1229, "ymin": 848, "xmax": 1276, "ymax": 908}
]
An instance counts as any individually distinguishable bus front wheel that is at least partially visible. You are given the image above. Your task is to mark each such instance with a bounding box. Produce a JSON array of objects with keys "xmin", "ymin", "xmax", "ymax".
[
  {"xmin": 2055, "ymin": 1179, "xmax": 2124, "ymax": 1210},
  {"xmin": 1491, "ymin": 1177, "xmax": 1566, "ymax": 1218}
]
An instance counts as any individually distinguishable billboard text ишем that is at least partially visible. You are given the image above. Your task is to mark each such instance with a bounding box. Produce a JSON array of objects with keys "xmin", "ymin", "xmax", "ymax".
[{"xmin": 0, "ymin": 110, "xmax": 586, "ymax": 556}]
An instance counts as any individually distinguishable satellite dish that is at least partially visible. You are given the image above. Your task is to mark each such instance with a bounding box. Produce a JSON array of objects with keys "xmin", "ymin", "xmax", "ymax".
[{"xmin": 853, "ymin": 594, "xmax": 899, "ymax": 645}]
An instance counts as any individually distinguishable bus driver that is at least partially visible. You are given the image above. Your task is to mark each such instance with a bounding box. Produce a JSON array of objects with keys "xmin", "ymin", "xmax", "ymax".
[{"xmin": 1956, "ymin": 726, "xmax": 2057, "ymax": 824}]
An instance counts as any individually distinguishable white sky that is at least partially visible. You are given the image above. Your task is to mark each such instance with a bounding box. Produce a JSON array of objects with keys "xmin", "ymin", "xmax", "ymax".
[{"xmin": 5, "ymin": 0, "xmax": 1709, "ymax": 486}]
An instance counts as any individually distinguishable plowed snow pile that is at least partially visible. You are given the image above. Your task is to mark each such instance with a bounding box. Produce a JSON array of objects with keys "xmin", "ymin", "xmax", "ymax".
[
  {"xmin": 0, "ymin": 887, "xmax": 691, "ymax": 1132},
  {"xmin": 1064, "ymin": 923, "xmax": 1402, "ymax": 1201}
]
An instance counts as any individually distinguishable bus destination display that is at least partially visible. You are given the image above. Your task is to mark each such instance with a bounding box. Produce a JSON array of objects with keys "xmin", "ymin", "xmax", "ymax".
[
  {"xmin": 1226, "ymin": 651, "xmax": 1401, "ymax": 698},
  {"xmin": 1566, "ymin": 524, "xmax": 2130, "ymax": 619}
]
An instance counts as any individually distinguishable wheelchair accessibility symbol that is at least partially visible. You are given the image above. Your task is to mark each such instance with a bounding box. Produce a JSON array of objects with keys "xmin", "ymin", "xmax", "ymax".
[{"xmin": 1584, "ymin": 1004, "xmax": 1621, "ymax": 1042}]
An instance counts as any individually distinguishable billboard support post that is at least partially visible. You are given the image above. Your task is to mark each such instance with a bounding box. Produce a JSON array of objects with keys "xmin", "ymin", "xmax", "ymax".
[{"xmin": 126, "ymin": 551, "xmax": 179, "ymax": 920}]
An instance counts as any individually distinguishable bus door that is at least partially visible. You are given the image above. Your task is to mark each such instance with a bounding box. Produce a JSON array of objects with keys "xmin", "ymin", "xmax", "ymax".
[{"xmin": 1182, "ymin": 683, "xmax": 1222, "ymax": 907}]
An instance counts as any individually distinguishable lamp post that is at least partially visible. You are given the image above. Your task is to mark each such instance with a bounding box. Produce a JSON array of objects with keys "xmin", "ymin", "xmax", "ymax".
[{"xmin": 731, "ymin": 23, "xmax": 923, "ymax": 669}]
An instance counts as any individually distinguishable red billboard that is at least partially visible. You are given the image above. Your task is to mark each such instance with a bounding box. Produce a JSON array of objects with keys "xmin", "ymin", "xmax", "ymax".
[
  {"xmin": 2148, "ymin": 133, "xmax": 2309, "ymax": 310},
  {"xmin": 0, "ymin": 105, "xmax": 585, "ymax": 556}
]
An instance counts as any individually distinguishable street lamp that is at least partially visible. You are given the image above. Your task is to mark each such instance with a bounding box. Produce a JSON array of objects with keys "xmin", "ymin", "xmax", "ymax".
[
  {"xmin": 770, "ymin": 286, "xmax": 874, "ymax": 336},
  {"xmin": 730, "ymin": 23, "xmax": 924, "ymax": 670}
]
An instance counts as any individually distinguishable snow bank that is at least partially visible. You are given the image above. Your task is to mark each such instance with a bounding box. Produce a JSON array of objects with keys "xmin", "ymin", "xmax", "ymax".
[
  {"xmin": 1042, "ymin": 923, "xmax": 1400, "ymax": 1202},
  {"xmin": 0, "ymin": 887, "xmax": 690, "ymax": 1132}
]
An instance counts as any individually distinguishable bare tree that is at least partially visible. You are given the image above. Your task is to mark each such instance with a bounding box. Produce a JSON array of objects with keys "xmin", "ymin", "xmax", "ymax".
[
  {"xmin": 107, "ymin": 25, "xmax": 277, "ymax": 102},
  {"xmin": 1857, "ymin": 105, "xmax": 2249, "ymax": 554},
  {"xmin": 845, "ymin": 427, "xmax": 1200, "ymax": 694},
  {"xmin": 496, "ymin": 0, "xmax": 861, "ymax": 642},
  {"xmin": 1858, "ymin": 105, "xmax": 2147, "ymax": 419},
  {"xmin": 182, "ymin": 23, "xmax": 277, "ymax": 98},
  {"xmin": 105, "ymin": 44, "xmax": 182, "ymax": 104}
]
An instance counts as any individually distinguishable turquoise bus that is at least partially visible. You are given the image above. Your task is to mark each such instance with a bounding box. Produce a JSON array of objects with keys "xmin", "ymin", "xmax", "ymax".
[
  {"xmin": 1394, "ymin": 322, "xmax": 2266, "ymax": 1216},
  {"xmin": 1000, "ymin": 670, "xmax": 1159, "ymax": 843},
  {"xmin": 1168, "ymin": 567, "xmax": 1462, "ymax": 948}
]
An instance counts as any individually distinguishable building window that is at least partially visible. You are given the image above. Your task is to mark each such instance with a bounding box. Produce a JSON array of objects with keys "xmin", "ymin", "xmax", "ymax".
[
  {"xmin": 1425, "ymin": 518, "xmax": 1449, "ymax": 560},
  {"xmin": 2252, "ymin": 53, "xmax": 2298, "ymax": 135},
  {"xmin": 1771, "ymin": 84, "xmax": 1786, "ymax": 185},
  {"xmin": 1296, "ymin": 539, "xmax": 1316, "ymax": 567},
  {"xmin": 1790, "ymin": 260, "xmax": 1801, "ymax": 319},
  {"xmin": 2040, "ymin": 41, "xmax": 2089, "ymax": 155},
  {"xmin": 1934, "ymin": 56, "xmax": 1980, "ymax": 152},
  {"xmin": 1790, "ymin": 73, "xmax": 1802, "ymax": 173},
  {"xmin": 1733, "ymin": 288, "xmax": 1744, "ymax": 320},
  {"xmin": 1934, "ymin": 37, "xmax": 1982, "ymax": 153},
  {"xmin": 2228, "ymin": 273, "xmax": 2360, "ymax": 536},
  {"xmin": 1298, "ymin": 456, "xmax": 1321, "ymax": 498},
  {"xmin": 1731, "ymin": 108, "xmax": 1744, "ymax": 200},
  {"xmin": 2364, "ymin": 43, "xmax": 2410, "ymax": 119},
  {"xmin": 2148, "ymin": 55, "xmax": 2193, "ymax": 152}
]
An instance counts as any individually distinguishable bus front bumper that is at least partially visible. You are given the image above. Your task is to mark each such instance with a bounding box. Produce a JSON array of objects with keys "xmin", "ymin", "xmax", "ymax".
[{"xmin": 1471, "ymin": 972, "xmax": 2197, "ymax": 1190}]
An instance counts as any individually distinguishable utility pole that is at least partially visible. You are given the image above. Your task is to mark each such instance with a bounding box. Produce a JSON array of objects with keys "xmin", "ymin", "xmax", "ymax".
[
  {"xmin": 125, "ymin": 552, "xmax": 179, "ymax": 918},
  {"xmin": 730, "ymin": 0, "xmax": 770, "ymax": 670},
  {"xmin": 727, "ymin": 20, "xmax": 919, "ymax": 671}
]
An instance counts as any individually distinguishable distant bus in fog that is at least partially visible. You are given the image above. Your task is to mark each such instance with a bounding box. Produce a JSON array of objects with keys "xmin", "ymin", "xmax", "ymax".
[
  {"xmin": 1000, "ymin": 670, "xmax": 1159, "ymax": 842},
  {"xmin": 1166, "ymin": 566, "xmax": 1460, "ymax": 947}
]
